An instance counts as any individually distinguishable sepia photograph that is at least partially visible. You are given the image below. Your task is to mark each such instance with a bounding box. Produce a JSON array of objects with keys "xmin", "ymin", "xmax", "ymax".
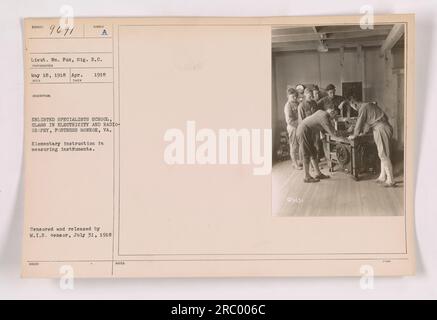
[{"xmin": 272, "ymin": 24, "xmax": 406, "ymax": 216}]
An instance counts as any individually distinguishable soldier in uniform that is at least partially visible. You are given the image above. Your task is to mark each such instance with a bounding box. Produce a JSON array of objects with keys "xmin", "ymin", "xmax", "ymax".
[
  {"xmin": 298, "ymin": 88, "xmax": 318, "ymax": 123},
  {"xmin": 297, "ymin": 107, "xmax": 341, "ymax": 183},
  {"xmin": 317, "ymin": 84, "xmax": 345, "ymax": 114},
  {"xmin": 348, "ymin": 98, "xmax": 396, "ymax": 187},
  {"xmin": 284, "ymin": 87, "xmax": 302, "ymax": 170}
]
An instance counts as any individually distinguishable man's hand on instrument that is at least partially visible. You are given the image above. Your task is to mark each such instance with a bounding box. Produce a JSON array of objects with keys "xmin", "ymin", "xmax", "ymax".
[{"xmin": 348, "ymin": 135, "xmax": 356, "ymax": 140}]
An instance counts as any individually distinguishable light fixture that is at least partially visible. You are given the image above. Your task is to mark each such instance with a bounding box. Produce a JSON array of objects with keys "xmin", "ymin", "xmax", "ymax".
[{"xmin": 317, "ymin": 40, "xmax": 329, "ymax": 52}]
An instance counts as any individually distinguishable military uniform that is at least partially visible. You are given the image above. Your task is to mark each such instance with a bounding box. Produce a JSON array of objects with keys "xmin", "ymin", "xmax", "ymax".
[
  {"xmin": 354, "ymin": 102, "xmax": 393, "ymax": 161},
  {"xmin": 284, "ymin": 100, "xmax": 300, "ymax": 164},
  {"xmin": 298, "ymin": 98, "xmax": 317, "ymax": 123},
  {"xmin": 317, "ymin": 95, "xmax": 345, "ymax": 114},
  {"xmin": 297, "ymin": 110, "xmax": 336, "ymax": 161}
]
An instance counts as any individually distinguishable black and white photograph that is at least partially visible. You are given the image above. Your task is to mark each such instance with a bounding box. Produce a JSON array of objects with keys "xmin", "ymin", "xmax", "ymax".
[{"xmin": 272, "ymin": 24, "xmax": 406, "ymax": 216}]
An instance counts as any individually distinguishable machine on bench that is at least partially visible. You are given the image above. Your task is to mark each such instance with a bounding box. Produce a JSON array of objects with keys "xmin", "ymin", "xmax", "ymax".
[{"xmin": 324, "ymin": 117, "xmax": 379, "ymax": 181}]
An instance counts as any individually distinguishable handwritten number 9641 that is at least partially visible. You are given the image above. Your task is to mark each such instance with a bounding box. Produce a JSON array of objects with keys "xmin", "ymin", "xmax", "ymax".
[{"xmin": 49, "ymin": 25, "xmax": 74, "ymax": 37}]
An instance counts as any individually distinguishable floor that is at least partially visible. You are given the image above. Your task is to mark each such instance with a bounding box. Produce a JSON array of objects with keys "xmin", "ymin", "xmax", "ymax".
[{"xmin": 272, "ymin": 160, "xmax": 404, "ymax": 217}]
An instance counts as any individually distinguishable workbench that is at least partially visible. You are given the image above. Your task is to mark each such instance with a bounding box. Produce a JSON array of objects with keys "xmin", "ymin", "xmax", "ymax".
[{"xmin": 324, "ymin": 133, "xmax": 379, "ymax": 180}]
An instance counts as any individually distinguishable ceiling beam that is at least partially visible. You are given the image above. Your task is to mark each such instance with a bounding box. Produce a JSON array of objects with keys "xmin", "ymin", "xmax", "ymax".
[
  {"xmin": 325, "ymin": 29, "xmax": 389, "ymax": 40},
  {"xmin": 273, "ymin": 40, "xmax": 319, "ymax": 49},
  {"xmin": 272, "ymin": 40, "xmax": 383, "ymax": 53},
  {"xmin": 272, "ymin": 29, "xmax": 389, "ymax": 44},
  {"xmin": 271, "ymin": 27, "xmax": 315, "ymax": 36},
  {"xmin": 273, "ymin": 35, "xmax": 387, "ymax": 49},
  {"xmin": 315, "ymin": 24, "xmax": 392, "ymax": 34},
  {"xmin": 272, "ymin": 33, "xmax": 321, "ymax": 43},
  {"xmin": 380, "ymin": 24, "xmax": 404, "ymax": 57},
  {"xmin": 271, "ymin": 25, "xmax": 393, "ymax": 36},
  {"xmin": 325, "ymin": 35, "xmax": 388, "ymax": 47}
]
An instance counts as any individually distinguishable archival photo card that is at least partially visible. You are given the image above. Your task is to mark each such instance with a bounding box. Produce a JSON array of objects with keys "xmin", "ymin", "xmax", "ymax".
[{"xmin": 22, "ymin": 15, "xmax": 415, "ymax": 278}]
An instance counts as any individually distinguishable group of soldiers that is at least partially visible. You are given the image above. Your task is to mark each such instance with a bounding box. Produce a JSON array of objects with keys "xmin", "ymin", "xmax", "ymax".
[{"xmin": 283, "ymin": 83, "xmax": 396, "ymax": 187}]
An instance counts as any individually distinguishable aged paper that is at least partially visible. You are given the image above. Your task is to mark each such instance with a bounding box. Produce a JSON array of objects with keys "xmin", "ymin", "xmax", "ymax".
[{"xmin": 22, "ymin": 15, "xmax": 415, "ymax": 277}]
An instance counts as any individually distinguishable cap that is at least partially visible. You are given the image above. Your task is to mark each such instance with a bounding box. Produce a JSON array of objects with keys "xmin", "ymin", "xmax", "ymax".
[
  {"xmin": 326, "ymin": 84, "xmax": 336, "ymax": 91},
  {"xmin": 287, "ymin": 87, "xmax": 297, "ymax": 95}
]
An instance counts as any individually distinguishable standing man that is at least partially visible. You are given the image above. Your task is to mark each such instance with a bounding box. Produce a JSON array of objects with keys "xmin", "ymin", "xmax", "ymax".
[
  {"xmin": 284, "ymin": 87, "xmax": 302, "ymax": 170},
  {"xmin": 298, "ymin": 88, "xmax": 322, "ymax": 162},
  {"xmin": 297, "ymin": 107, "xmax": 340, "ymax": 183},
  {"xmin": 295, "ymin": 84, "xmax": 305, "ymax": 103},
  {"xmin": 312, "ymin": 85, "xmax": 324, "ymax": 110},
  {"xmin": 348, "ymin": 99, "xmax": 396, "ymax": 187},
  {"xmin": 298, "ymin": 88, "xmax": 318, "ymax": 123},
  {"xmin": 311, "ymin": 85, "xmax": 326, "ymax": 159},
  {"xmin": 317, "ymin": 84, "xmax": 345, "ymax": 114}
]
